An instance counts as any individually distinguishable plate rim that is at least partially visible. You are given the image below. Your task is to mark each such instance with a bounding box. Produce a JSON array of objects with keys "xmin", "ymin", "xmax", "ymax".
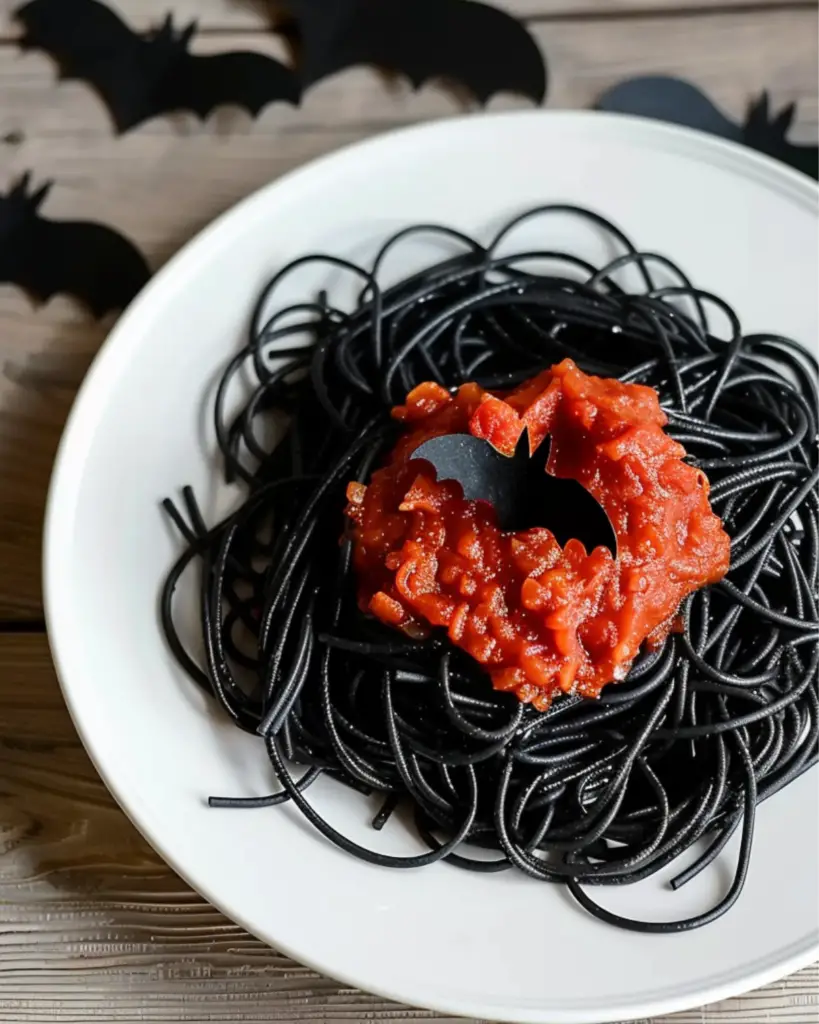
[{"xmin": 43, "ymin": 109, "xmax": 819, "ymax": 1024}]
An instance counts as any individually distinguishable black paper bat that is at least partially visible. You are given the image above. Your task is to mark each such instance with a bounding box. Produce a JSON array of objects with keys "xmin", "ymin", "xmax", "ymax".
[
  {"xmin": 0, "ymin": 173, "xmax": 150, "ymax": 317},
  {"xmin": 16, "ymin": 0, "xmax": 301, "ymax": 134},
  {"xmin": 279, "ymin": 0, "xmax": 547, "ymax": 104},
  {"xmin": 742, "ymin": 93, "xmax": 818, "ymax": 181},
  {"xmin": 596, "ymin": 76, "xmax": 818, "ymax": 181},
  {"xmin": 410, "ymin": 432, "xmax": 616, "ymax": 554}
]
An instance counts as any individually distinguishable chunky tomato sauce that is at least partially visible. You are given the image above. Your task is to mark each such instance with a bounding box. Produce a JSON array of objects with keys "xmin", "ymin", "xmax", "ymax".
[{"xmin": 345, "ymin": 359, "xmax": 730, "ymax": 709}]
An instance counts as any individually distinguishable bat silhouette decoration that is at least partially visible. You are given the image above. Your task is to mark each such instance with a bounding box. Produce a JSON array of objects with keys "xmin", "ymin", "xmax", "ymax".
[
  {"xmin": 0, "ymin": 173, "xmax": 150, "ymax": 317},
  {"xmin": 15, "ymin": 0, "xmax": 301, "ymax": 135},
  {"xmin": 743, "ymin": 92, "xmax": 818, "ymax": 181},
  {"xmin": 278, "ymin": 0, "xmax": 547, "ymax": 104},
  {"xmin": 410, "ymin": 431, "xmax": 617, "ymax": 555},
  {"xmin": 596, "ymin": 76, "xmax": 818, "ymax": 180}
]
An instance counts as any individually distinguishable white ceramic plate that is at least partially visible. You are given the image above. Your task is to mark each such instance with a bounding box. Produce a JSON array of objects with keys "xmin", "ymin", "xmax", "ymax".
[{"xmin": 44, "ymin": 112, "xmax": 818, "ymax": 1024}]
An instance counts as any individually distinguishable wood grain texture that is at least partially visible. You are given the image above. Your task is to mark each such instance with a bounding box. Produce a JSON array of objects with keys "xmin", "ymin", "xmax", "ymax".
[
  {"xmin": 0, "ymin": 635, "xmax": 815, "ymax": 1023},
  {"xmin": 0, "ymin": 5, "xmax": 816, "ymax": 617},
  {"xmin": 0, "ymin": 0, "xmax": 813, "ymax": 36},
  {"xmin": 0, "ymin": 0, "xmax": 816, "ymax": 1018}
]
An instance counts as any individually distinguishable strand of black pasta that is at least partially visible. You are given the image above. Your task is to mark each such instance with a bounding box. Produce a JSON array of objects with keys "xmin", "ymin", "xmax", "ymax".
[{"xmin": 160, "ymin": 206, "xmax": 818, "ymax": 932}]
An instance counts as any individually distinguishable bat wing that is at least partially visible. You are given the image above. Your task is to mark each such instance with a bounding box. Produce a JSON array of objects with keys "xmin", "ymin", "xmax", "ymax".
[
  {"xmin": 294, "ymin": 0, "xmax": 546, "ymax": 104},
  {"xmin": 597, "ymin": 76, "xmax": 741, "ymax": 142},
  {"xmin": 16, "ymin": 0, "xmax": 137, "ymax": 72},
  {"xmin": 10, "ymin": 218, "xmax": 150, "ymax": 317},
  {"xmin": 165, "ymin": 51, "xmax": 301, "ymax": 119},
  {"xmin": 410, "ymin": 433, "xmax": 525, "ymax": 525},
  {"xmin": 16, "ymin": 0, "xmax": 150, "ymax": 132},
  {"xmin": 410, "ymin": 432, "xmax": 615, "ymax": 549}
]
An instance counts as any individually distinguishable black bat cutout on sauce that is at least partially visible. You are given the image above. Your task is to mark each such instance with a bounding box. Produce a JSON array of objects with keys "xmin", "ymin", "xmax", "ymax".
[
  {"xmin": 597, "ymin": 76, "xmax": 818, "ymax": 181},
  {"xmin": 410, "ymin": 431, "xmax": 617, "ymax": 556},
  {"xmin": 279, "ymin": 0, "xmax": 547, "ymax": 104},
  {"xmin": 0, "ymin": 173, "xmax": 150, "ymax": 317},
  {"xmin": 16, "ymin": 0, "xmax": 301, "ymax": 135}
]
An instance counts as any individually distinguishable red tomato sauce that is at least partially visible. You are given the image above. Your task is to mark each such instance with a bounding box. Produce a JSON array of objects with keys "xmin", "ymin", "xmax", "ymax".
[{"xmin": 345, "ymin": 359, "xmax": 730, "ymax": 709}]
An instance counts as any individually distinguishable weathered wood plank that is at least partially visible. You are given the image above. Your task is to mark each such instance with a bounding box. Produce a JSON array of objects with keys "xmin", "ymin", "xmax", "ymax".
[
  {"xmin": 0, "ymin": 6, "xmax": 815, "ymax": 619},
  {"xmin": 0, "ymin": 635, "xmax": 815, "ymax": 1022},
  {"xmin": 2, "ymin": 10, "xmax": 815, "ymax": 171},
  {"xmin": 0, "ymin": 0, "xmax": 816, "ymax": 1016},
  {"xmin": 0, "ymin": 0, "xmax": 810, "ymax": 36},
  {"xmin": 2, "ymin": 10, "xmax": 816, "ymax": 156}
]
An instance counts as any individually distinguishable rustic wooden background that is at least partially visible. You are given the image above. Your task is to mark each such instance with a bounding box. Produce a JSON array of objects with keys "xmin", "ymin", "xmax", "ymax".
[{"xmin": 0, "ymin": 0, "xmax": 816, "ymax": 1021}]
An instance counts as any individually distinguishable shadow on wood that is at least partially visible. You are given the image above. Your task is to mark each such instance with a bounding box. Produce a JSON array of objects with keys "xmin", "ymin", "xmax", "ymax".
[
  {"xmin": 0, "ymin": 309, "xmax": 111, "ymax": 618},
  {"xmin": 0, "ymin": 636, "xmax": 394, "ymax": 1019}
]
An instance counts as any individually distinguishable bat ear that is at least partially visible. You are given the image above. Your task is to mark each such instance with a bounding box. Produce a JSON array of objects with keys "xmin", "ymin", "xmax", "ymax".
[
  {"xmin": 744, "ymin": 91, "xmax": 796, "ymax": 144},
  {"xmin": 155, "ymin": 13, "xmax": 174, "ymax": 40},
  {"xmin": 5, "ymin": 173, "xmax": 50, "ymax": 212},
  {"xmin": 30, "ymin": 180, "xmax": 53, "ymax": 210},
  {"xmin": 11, "ymin": 171, "xmax": 32, "ymax": 198},
  {"xmin": 745, "ymin": 92, "xmax": 769, "ymax": 133},
  {"xmin": 180, "ymin": 21, "xmax": 197, "ymax": 46},
  {"xmin": 772, "ymin": 101, "xmax": 795, "ymax": 136},
  {"xmin": 755, "ymin": 91, "xmax": 770, "ymax": 121}
]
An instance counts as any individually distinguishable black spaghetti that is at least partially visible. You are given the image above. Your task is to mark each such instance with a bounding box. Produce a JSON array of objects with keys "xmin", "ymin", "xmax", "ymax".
[{"xmin": 161, "ymin": 206, "xmax": 818, "ymax": 932}]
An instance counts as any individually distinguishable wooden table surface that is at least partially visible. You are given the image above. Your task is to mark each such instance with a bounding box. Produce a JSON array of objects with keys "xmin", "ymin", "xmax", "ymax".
[{"xmin": 0, "ymin": 1, "xmax": 817, "ymax": 1021}]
